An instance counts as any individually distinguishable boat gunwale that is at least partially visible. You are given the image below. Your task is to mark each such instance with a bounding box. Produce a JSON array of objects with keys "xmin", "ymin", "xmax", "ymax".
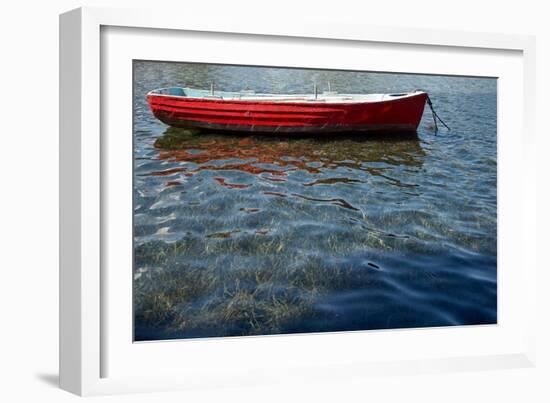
[{"xmin": 146, "ymin": 88, "xmax": 427, "ymax": 107}]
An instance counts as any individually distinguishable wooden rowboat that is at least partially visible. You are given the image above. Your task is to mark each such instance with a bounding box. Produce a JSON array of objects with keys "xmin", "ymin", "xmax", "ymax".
[{"xmin": 147, "ymin": 87, "xmax": 428, "ymax": 134}]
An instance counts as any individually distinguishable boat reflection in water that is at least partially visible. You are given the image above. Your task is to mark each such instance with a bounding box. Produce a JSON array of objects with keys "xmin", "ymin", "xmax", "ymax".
[{"xmin": 151, "ymin": 127, "xmax": 426, "ymax": 195}]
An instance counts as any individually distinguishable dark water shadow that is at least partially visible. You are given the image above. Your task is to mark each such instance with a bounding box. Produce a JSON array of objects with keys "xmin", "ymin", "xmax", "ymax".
[{"xmin": 161, "ymin": 126, "xmax": 421, "ymax": 142}]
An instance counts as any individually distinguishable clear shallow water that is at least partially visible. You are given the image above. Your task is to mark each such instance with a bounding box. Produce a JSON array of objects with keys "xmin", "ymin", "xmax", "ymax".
[{"xmin": 133, "ymin": 61, "xmax": 497, "ymax": 341}]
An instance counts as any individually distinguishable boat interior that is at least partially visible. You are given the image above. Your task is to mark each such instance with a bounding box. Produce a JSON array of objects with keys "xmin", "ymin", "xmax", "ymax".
[{"xmin": 148, "ymin": 87, "xmax": 423, "ymax": 103}]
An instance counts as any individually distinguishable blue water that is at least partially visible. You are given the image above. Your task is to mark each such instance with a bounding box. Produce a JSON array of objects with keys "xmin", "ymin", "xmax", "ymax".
[{"xmin": 133, "ymin": 61, "xmax": 497, "ymax": 341}]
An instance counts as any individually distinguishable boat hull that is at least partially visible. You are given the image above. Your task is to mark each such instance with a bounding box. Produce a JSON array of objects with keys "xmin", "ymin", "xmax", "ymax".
[{"xmin": 147, "ymin": 92, "xmax": 428, "ymax": 134}]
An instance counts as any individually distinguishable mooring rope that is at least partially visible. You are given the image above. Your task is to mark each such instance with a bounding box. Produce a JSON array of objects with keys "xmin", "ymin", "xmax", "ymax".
[{"xmin": 426, "ymin": 94, "xmax": 451, "ymax": 134}]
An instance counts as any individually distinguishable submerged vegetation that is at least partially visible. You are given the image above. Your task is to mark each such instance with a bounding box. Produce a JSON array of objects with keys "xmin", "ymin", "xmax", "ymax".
[{"xmin": 134, "ymin": 230, "xmax": 384, "ymax": 337}]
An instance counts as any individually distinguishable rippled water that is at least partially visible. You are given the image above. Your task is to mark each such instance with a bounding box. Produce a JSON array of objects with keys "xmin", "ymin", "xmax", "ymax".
[{"xmin": 133, "ymin": 61, "xmax": 497, "ymax": 341}]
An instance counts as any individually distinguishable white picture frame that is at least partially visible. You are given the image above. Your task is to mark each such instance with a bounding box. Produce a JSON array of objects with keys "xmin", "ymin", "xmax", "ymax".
[{"xmin": 59, "ymin": 6, "xmax": 537, "ymax": 396}]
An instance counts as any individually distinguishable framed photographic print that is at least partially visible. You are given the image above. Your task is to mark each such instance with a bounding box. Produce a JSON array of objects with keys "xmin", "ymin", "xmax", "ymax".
[
  {"xmin": 133, "ymin": 61, "xmax": 494, "ymax": 342},
  {"xmin": 60, "ymin": 7, "xmax": 537, "ymax": 396}
]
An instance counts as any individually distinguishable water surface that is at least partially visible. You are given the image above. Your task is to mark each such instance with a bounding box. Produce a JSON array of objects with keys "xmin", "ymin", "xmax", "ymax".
[{"xmin": 133, "ymin": 61, "xmax": 497, "ymax": 340}]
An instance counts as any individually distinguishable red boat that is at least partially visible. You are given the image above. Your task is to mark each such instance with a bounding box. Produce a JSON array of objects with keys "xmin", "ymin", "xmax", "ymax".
[{"xmin": 147, "ymin": 87, "xmax": 428, "ymax": 134}]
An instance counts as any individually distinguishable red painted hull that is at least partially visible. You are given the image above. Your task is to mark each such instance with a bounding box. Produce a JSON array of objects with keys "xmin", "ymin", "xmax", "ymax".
[{"xmin": 147, "ymin": 92, "xmax": 428, "ymax": 134}]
